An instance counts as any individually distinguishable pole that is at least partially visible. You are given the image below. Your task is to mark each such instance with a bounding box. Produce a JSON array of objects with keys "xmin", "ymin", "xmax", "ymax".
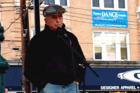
[
  {"xmin": 34, "ymin": 0, "xmax": 40, "ymax": 34},
  {"xmin": 20, "ymin": 0, "xmax": 31, "ymax": 93}
]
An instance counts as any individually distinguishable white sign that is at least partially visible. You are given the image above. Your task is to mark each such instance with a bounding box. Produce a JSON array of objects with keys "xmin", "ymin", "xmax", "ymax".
[{"xmin": 117, "ymin": 70, "xmax": 140, "ymax": 83}]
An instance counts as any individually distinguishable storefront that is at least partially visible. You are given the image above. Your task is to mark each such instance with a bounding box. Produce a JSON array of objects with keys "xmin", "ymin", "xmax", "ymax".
[{"xmin": 4, "ymin": 62, "xmax": 140, "ymax": 93}]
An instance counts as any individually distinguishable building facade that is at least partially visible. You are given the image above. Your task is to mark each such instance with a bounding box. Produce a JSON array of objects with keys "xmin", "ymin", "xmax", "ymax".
[
  {"xmin": 0, "ymin": 0, "xmax": 22, "ymax": 63},
  {"xmin": 0, "ymin": 0, "xmax": 140, "ymax": 63},
  {"xmin": 1, "ymin": 0, "xmax": 140, "ymax": 92}
]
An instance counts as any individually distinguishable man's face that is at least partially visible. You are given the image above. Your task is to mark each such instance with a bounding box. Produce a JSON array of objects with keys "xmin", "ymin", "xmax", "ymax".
[{"xmin": 44, "ymin": 14, "xmax": 63, "ymax": 31}]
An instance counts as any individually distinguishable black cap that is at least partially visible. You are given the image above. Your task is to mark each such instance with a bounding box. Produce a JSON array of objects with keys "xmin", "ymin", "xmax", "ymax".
[{"xmin": 43, "ymin": 5, "xmax": 66, "ymax": 17}]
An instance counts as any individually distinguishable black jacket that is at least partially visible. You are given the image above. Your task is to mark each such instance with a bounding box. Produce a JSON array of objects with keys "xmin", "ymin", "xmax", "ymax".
[{"xmin": 24, "ymin": 25, "xmax": 86, "ymax": 90}]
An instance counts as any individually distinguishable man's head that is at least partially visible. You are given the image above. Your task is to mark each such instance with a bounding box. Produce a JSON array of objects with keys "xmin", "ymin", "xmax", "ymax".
[{"xmin": 43, "ymin": 5, "xmax": 66, "ymax": 31}]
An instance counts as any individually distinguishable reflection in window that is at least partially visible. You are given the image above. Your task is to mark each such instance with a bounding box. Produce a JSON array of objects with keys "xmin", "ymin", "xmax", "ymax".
[
  {"xmin": 121, "ymin": 48, "xmax": 127, "ymax": 60},
  {"xmin": 60, "ymin": 0, "xmax": 67, "ymax": 6},
  {"xmin": 104, "ymin": 0, "xmax": 114, "ymax": 8},
  {"xmin": 92, "ymin": 0, "xmax": 127, "ymax": 10},
  {"xmin": 45, "ymin": 0, "xmax": 55, "ymax": 5},
  {"xmin": 118, "ymin": 0, "xmax": 125, "ymax": 8},
  {"xmin": 105, "ymin": 33, "xmax": 115, "ymax": 46},
  {"xmin": 94, "ymin": 32, "xmax": 102, "ymax": 46},
  {"xmin": 93, "ymin": 0, "xmax": 99, "ymax": 7},
  {"xmin": 95, "ymin": 47, "xmax": 102, "ymax": 59},
  {"xmin": 106, "ymin": 46, "xmax": 115, "ymax": 60}
]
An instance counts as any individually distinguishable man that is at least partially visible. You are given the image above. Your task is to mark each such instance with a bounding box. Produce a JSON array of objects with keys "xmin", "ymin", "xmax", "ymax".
[{"xmin": 24, "ymin": 4, "xmax": 86, "ymax": 93}]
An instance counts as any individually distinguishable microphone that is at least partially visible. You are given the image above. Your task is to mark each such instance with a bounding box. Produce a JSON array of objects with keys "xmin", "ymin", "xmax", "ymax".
[
  {"xmin": 57, "ymin": 27, "xmax": 99, "ymax": 78},
  {"xmin": 57, "ymin": 27, "xmax": 72, "ymax": 46},
  {"xmin": 57, "ymin": 27, "xmax": 66, "ymax": 35}
]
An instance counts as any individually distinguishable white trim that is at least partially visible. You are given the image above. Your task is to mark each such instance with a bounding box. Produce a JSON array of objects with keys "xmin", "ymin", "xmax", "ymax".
[
  {"xmin": 93, "ymin": 31, "xmax": 130, "ymax": 61},
  {"xmin": 125, "ymin": 0, "xmax": 128, "ymax": 10},
  {"xmin": 55, "ymin": 0, "xmax": 59, "ymax": 4},
  {"xmin": 116, "ymin": 32, "xmax": 121, "ymax": 60},
  {"xmin": 92, "ymin": 0, "xmax": 128, "ymax": 11},
  {"xmin": 126, "ymin": 33, "xmax": 130, "ymax": 61},
  {"xmin": 67, "ymin": 0, "xmax": 70, "ymax": 7},
  {"xmin": 114, "ymin": 0, "xmax": 118, "ymax": 9},
  {"xmin": 43, "ymin": 0, "xmax": 69, "ymax": 6},
  {"xmin": 100, "ymin": 0, "xmax": 104, "ymax": 9}
]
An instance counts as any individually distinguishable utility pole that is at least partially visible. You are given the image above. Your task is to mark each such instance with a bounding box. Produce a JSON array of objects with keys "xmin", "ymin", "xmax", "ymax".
[
  {"xmin": 20, "ymin": 0, "xmax": 31, "ymax": 93},
  {"xmin": 34, "ymin": 0, "xmax": 40, "ymax": 34},
  {"xmin": 20, "ymin": 0, "xmax": 40, "ymax": 92}
]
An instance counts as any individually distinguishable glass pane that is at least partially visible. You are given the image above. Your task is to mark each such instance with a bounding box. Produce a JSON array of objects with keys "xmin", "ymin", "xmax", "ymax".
[
  {"xmin": 105, "ymin": 33, "xmax": 115, "ymax": 46},
  {"xmin": 45, "ymin": 0, "xmax": 55, "ymax": 5},
  {"xmin": 118, "ymin": 0, "xmax": 125, "ymax": 8},
  {"xmin": 121, "ymin": 47, "xmax": 127, "ymax": 60},
  {"xmin": 60, "ymin": 0, "xmax": 67, "ymax": 6},
  {"xmin": 95, "ymin": 47, "xmax": 102, "ymax": 59},
  {"xmin": 104, "ymin": 0, "xmax": 114, "ymax": 8},
  {"xmin": 94, "ymin": 32, "xmax": 102, "ymax": 46},
  {"xmin": 93, "ymin": 0, "xmax": 99, "ymax": 7},
  {"xmin": 120, "ymin": 34, "xmax": 126, "ymax": 47},
  {"xmin": 106, "ymin": 46, "xmax": 116, "ymax": 60}
]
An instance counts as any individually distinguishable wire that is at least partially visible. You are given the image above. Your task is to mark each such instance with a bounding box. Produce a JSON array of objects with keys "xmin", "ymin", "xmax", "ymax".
[
  {"xmin": 0, "ymin": 1, "xmax": 140, "ymax": 40},
  {"xmin": 4, "ymin": 16, "xmax": 21, "ymax": 32}
]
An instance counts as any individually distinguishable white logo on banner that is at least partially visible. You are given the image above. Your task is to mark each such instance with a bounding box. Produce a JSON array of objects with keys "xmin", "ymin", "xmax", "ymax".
[{"xmin": 117, "ymin": 70, "xmax": 140, "ymax": 83}]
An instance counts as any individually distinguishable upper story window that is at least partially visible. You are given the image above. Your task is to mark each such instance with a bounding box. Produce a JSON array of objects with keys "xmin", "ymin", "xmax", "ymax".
[
  {"xmin": 60, "ymin": 0, "xmax": 67, "ymax": 6},
  {"xmin": 93, "ymin": 0, "xmax": 99, "ymax": 7},
  {"xmin": 44, "ymin": 0, "xmax": 68, "ymax": 6},
  {"xmin": 104, "ymin": 0, "xmax": 114, "ymax": 8},
  {"xmin": 118, "ymin": 0, "xmax": 125, "ymax": 8},
  {"xmin": 45, "ymin": 0, "xmax": 55, "ymax": 5},
  {"xmin": 92, "ymin": 0, "xmax": 127, "ymax": 10}
]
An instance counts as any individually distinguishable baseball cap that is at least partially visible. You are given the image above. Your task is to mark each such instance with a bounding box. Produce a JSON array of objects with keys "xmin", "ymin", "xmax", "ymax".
[{"xmin": 43, "ymin": 5, "xmax": 66, "ymax": 17}]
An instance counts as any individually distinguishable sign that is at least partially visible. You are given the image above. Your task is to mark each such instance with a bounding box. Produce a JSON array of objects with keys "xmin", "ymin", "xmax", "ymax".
[
  {"xmin": 4, "ymin": 66, "xmax": 140, "ymax": 91},
  {"xmin": 92, "ymin": 9, "xmax": 128, "ymax": 28},
  {"xmin": 81, "ymin": 67, "xmax": 140, "ymax": 91}
]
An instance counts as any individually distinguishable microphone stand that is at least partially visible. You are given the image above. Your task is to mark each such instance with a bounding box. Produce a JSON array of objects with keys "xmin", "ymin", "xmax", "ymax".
[
  {"xmin": 70, "ymin": 43, "xmax": 99, "ymax": 93},
  {"xmin": 57, "ymin": 28, "xmax": 99, "ymax": 93}
]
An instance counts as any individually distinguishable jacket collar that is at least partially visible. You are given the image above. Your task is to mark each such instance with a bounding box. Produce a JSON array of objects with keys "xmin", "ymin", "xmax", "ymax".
[{"xmin": 44, "ymin": 24, "xmax": 66, "ymax": 33}]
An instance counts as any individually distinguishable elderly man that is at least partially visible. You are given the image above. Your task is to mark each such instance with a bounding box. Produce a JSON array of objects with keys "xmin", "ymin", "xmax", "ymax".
[{"xmin": 24, "ymin": 4, "xmax": 86, "ymax": 93}]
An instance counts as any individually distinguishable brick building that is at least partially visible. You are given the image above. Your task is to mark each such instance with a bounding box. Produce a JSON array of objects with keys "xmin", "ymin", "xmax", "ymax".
[
  {"xmin": 0, "ymin": 0, "xmax": 140, "ymax": 63},
  {"xmin": 1, "ymin": 0, "xmax": 140, "ymax": 93}
]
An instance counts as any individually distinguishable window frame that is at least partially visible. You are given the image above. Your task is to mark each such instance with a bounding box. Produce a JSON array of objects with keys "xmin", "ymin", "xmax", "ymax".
[
  {"xmin": 43, "ymin": 0, "xmax": 69, "ymax": 7},
  {"xmin": 91, "ymin": 0, "xmax": 128, "ymax": 11},
  {"xmin": 93, "ymin": 32, "xmax": 130, "ymax": 61}
]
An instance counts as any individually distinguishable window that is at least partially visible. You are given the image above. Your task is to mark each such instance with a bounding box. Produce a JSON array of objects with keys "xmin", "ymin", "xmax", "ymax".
[
  {"xmin": 94, "ymin": 32, "xmax": 102, "ymax": 59},
  {"xmin": 95, "ymin": 47, "xmax": 102, "ymax": 59},
  {"xmin": 93, "ymin": 0, "xmax": 99, "ymax": 7},
  {"xmin": 44, "ymin": 0, "xmax": 55, "ymax": 5},
  {"xmin": 60, "ymin": 0, "xmax": 67, "ymax": 6},
  {"xmin": 93, "ymin": 32, "xmax": 129, "ymax": 61},
  {"xmin": 44, "ymin": 0, "xmax": 68, "ymax": 6},
  {"xmin": 104, "ymin": 0, "xmax": 114, "ymax": 8},
  {"xmin": 92, "ymin": 0, "xmax": 127, "ymax": 10},
  {"xmin": 118, "ymin": 0, "xmax": 125, "ymax": 8},
  {"xmin": 120, "ymin": 33, "xmax": 127, "ymax": 59}
]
